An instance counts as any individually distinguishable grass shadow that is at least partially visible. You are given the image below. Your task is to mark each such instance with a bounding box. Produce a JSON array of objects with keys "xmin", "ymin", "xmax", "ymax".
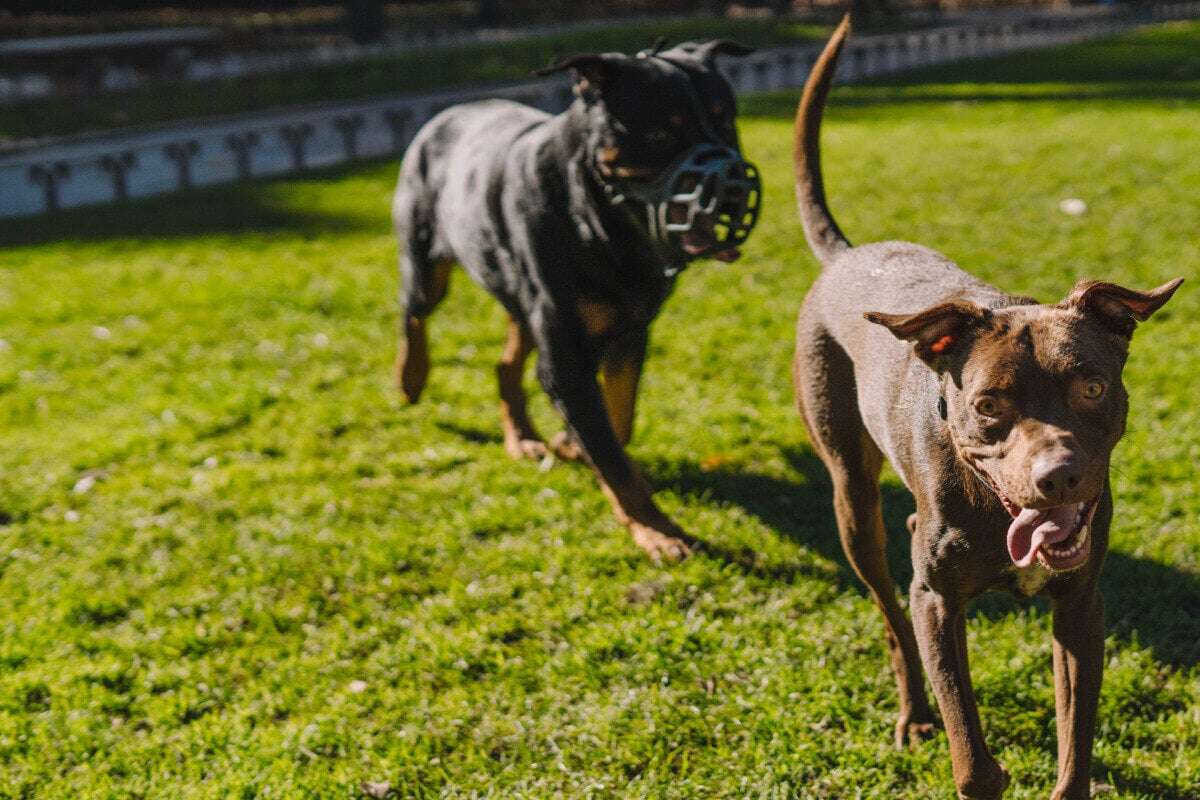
[
  {"xmin": 643, "ymin": 445, "xmax": 916, "ymax": 593},
  {"xmin": 739, "ymin": 22, "xmax": 1200, "ymax": 119},
  {"xmin": 434, "ymin": 420, "xmax": 503, "ymax": 445},
  {"xmin": 645, "ymin": 445, "xmax": 1200, "ymax": 669},
  {"xmin": 863, "ymin": 26, "xmax": 1200, "ymax": 89},
  {"xmin": 0, "ymin": 160, "xmax": 390, "ymax": 248},
  {"xmin": 1100, "ymin": 550, "xmax": 1200, "ymax": 667},
  {"xmin": 645, "ymin": 445, "xmax": 1197, "ymax": 798},
  {"xmin": 740, "ymin": 82, "xmax": 1200, "ymax": 121},
  {"xmin": 1093, "ymin": 759, "xmax": 1197, "ymax": 800}
]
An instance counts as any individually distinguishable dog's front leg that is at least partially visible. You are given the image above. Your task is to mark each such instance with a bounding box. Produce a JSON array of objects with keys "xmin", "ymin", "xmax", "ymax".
[
  {"xmin": 911, "ymin": 580, "xmax": 1010, "ymax": 799},
  {"xmin": 1049, "ymin": 586, "xmax": 1104, "ymax": 800},
  {"xmin": 599, "ymin": 329, "xmax": 648, "ymax": 447},
  {"xmin": 535, "ymin": 334, "xmax": 689, "ymax": 562}
]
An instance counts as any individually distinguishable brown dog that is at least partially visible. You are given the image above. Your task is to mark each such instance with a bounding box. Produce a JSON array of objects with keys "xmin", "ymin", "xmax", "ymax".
[{"xmin": 792, "ymin": 17, "xmax": 1182, "ymax": 799}]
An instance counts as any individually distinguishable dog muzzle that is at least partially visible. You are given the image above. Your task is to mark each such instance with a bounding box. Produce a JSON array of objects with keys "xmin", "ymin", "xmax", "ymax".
[{"xmin": 609, "ymin": 144, "xmax": 762, "ymax": 262}]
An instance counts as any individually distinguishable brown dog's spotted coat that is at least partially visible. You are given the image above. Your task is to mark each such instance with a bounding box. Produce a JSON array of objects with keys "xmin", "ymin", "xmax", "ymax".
[{"xmin": 792, "ymin": 17, "xmax": 1182, "ymax": 799}]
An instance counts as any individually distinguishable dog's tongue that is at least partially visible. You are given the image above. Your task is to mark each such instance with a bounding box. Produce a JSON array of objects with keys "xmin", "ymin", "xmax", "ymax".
[
  {"xmin": 1006, "ymin": 505, "xmax": 1077, "ymax": 567},
  {"xmin": 681, "ymin": 217, "xmax": 740, "ymax": 262},
  {"xmin": 681, "ymin": 235, "xmax": 740, "ymax": 262}
]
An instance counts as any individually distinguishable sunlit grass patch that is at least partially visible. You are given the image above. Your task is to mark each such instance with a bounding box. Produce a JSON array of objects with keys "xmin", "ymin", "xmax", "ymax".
[{"xmin": 0, "ymin": 21, "xmax": 1197, "ymax": 800}]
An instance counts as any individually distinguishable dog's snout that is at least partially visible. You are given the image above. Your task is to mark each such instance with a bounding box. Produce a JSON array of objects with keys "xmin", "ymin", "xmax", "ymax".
[{"xmin": 1031, "ymin": 453, "xmax": 1082, "ymax": 502}]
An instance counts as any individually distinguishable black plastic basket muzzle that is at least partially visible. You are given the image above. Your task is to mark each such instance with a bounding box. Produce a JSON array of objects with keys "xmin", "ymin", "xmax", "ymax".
[{"xmin": 615, "ymin": 144, "xmax": 762, "ymax": 260}]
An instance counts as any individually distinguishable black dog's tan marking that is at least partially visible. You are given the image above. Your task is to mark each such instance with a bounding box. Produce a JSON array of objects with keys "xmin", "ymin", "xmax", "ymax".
[
  {"xmin": 496, "ymin": 318, "xmax": 542, "ymax": 461},
  {"xmin": 393, "ymin": 40, "xmax": 754, "ymax": 561},
  {"xmin": 396, "ymin": 259, "xmax": 451, "ymax": 401},
  {"xmin": 792, "ymin": 17, "xmax": 1182, "ymax": 799}
]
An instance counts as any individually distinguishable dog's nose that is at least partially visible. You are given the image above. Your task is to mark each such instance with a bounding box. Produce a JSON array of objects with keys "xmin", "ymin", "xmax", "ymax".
[{"xmin": 1032, "ymin": 454, "xmax": 1082, "ymax": 502}]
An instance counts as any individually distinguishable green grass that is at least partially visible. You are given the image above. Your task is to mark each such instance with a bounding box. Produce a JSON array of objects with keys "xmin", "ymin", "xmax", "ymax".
[
  {"xmin": 1, "ymin": 20, "xmax": 1199, "ymax": 800},
  {"xmin": 0, "ymin": 17, "xmax": 827, "ymax": 144}
]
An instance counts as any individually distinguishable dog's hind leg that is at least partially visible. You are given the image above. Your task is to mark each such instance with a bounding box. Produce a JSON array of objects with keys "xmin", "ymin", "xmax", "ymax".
[
  {"xmin": 396, "ymin": 256, "xmax": 451, "ymax": 404},
  {"xmin": 394, "ymin": 196, "xmax": 453, "ymax": 405},
  {"xmin": 796, "ymin": 326, "xmax": 937, "ymax": 749},
  {"xmin": 394, "ymin": 163, "xmax": 453, "ymax": 404},
  {"xmin": 497, "ymin": 317, "xmax": 548, "ymax": 460}
]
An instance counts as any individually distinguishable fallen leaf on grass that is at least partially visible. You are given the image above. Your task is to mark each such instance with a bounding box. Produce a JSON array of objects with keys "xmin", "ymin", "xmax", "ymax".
[
  {"xmin": 360, "ymin": 781, "xmax": 391, "ymax": 798},
  {"xmin": 626, "ymin": 580, "xmax": 666, "ymax": 604},
  {"xmin": 700, "ymin": 453, "xmax": 734, "ymax": 472}
]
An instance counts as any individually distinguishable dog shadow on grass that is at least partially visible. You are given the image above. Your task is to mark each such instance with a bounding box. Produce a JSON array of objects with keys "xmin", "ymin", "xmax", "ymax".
[
  {"xmin": 644, "ymin": 445, "xmax": 1200, "ymax": 670},
  {"xmin": 431, "ymin": 419, "xmax": 1200, "ymax": 671},
  {"xmin": 431, "ymin": 423, "xmax": 1197, "ymax": 796},
  {"xmin": 434, "ymin": 420, "xmax": 503, "ymax": 445},
  {"xmin": 644, "ymin": 445, "xmax": 1199, "ymax": 798},
  {"xmin": 642, "ymin": 446, "xmax": 905, "ymax": 591}
]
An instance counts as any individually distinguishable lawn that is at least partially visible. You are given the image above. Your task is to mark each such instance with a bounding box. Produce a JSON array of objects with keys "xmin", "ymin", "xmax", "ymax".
[{"xmin": 0, "ymin": 20, "xmax": 1198, "ymax": 800}]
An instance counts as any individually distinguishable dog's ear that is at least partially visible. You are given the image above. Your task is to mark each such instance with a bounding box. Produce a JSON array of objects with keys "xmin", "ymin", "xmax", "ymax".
[
  {"xmin": 691, "ymin": 39, "xmax": 756, "ymax": 63},
  {"xmin": 533, "ymin": 52, "xmax": 627, "ymax": 94},
  {"xmin": 643, "ymin": 36, "xmax": 669, "ymax": 57},
  {"xmin": 865, "ymin": 300, "xmax": 988, "ymax": 368},
  {"xmin": 1063, "ymin": 277, "xmax": 1183, "ymax": 337},
  {"xmin": 658, "ymin": 40, "xmax": 754, "ymax": 65}
]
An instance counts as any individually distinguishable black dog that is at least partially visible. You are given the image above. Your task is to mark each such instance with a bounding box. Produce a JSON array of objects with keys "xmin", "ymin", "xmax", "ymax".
[{"xmin": 393, "ymin": 40, "xmax": 761, "ymax": 560}]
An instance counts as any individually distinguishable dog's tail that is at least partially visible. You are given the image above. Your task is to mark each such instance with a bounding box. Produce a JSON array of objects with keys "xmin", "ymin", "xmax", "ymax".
[{"xmin": 794, "ymin": 14, "xmax": 852, "ymax": 267}]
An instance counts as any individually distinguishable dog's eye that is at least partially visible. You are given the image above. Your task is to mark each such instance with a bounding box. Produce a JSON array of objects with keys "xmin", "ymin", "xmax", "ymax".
[
  {"xmin": 644, "ymin": 129, "xmax": 676, "ymax": 150},
  {"xmin": 974, "ymin": 397, "xmax": 1001, "ymax": 418},
  {"xmin": 1081, "ymin": 379, "xmax": 1106, "ymax": 400}
]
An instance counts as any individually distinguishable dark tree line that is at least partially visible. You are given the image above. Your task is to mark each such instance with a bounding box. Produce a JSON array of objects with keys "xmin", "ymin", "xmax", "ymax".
[{"xmin": 5, "ymin": 0, "xmax": 904, "ymax": 43}]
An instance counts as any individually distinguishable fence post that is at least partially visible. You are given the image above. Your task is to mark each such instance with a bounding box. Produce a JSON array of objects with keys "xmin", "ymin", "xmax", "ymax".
[
  {"xmin": 27, "ymin": 162, "xmax": 70, "ymax": 213},
  {"xmin": 99, "ymin": 151, "xmax": 137, "ymax": 201},
  {"xmin": 225, "ymin": 131, "xmax": 260, "ymax": 179},
  {"xmin": 384, "ymin": 108, "xmax": 413, "ymax": 154},
  {"xmin": 165, "ymin": 140, "xmax": 201, "ymax": 189},
  {"xmin": 280, "ymin": 123, "xmax": 315, "ymax": 170},
  {"xmin": 334, "ymin": 114, "xmax": 365, "ymax": 159}
]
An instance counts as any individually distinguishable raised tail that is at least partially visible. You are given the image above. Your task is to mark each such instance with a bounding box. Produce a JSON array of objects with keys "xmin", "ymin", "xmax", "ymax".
[{"xmin": 794, "ymin": 14, "xmax": 851, "ymax": 266}]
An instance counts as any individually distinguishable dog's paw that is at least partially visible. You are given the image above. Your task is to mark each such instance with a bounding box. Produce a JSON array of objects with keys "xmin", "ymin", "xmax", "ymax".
[
  {"xmin": 398, "ymin": 368, "xmax": 426, "ymax": 405},
  {"xmin": 894, "ymin": 713, "xmax": 939, "ymax": 750},
  {"xmin": 629, "ymin": 522, "xmax": 692, "ymax": 564},
  {"xmin": 1049, "ymin": 779, "xmax": 1095, "ymax": 800},
  {"xmin": 956, "ymin": 760, "xmax": 1011, "ymax": 800},
  {"xmin": 396, "ymin": 329, "xmax": 429, "ymax": 404},
  {"xmin": 549, "ymin": 431, "xmax": 584, "ymax": 462},
  {"xmin": 504, "ymin": 436, "xmax": 549, "ymax": 461}
]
